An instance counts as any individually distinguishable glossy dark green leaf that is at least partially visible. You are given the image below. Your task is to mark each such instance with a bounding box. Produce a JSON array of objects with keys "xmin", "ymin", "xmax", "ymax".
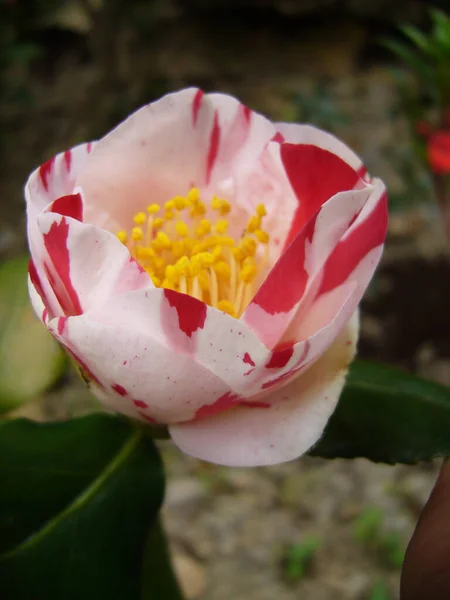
[
  {"xmin": 310, "ymin": 360, "xmax": 450, "ymax": 464},
  {"xmin": 0, "ymin": 414, "xmax": 170, "ymax": 600},
  {"xmin": 0, "ymin": 257, "xmax": 66, "ymax": 414}
]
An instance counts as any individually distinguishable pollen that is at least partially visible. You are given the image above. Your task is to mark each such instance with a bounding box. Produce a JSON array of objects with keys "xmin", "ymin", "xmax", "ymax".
[{"xmin": 116, "ymin": 188, "xmax": 270, "ymax": 317}]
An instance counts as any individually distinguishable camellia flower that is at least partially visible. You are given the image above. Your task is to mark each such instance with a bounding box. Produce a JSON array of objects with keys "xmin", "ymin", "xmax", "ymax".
[{"xmin": 26, "ymin": 89, "xmax": 387, "ymax": 467}]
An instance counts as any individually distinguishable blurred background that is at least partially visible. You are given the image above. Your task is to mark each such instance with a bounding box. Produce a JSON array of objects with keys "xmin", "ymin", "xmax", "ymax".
[{"xmin": 2, "ymin": 1, "xmax": 450, "ymax": 598}]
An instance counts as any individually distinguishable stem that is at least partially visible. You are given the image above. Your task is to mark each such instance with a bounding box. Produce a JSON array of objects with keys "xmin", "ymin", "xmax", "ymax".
[
  {"xmin": 433, "ymin": 174, "xmax": 450, "ymax": 247},
  {"xmin": 141, "ymin": 517, "xmax": 185, "ymax": 600}
]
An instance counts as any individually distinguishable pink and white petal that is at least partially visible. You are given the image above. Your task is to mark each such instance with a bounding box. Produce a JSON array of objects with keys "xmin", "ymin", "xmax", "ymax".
[
  {"xmin": 275, "ymin": 123, "xmax": 365, "ymax": 175},
  {"xmin": 251, "ymin": 280, "xmax": 357, "ymax": 395},
  {"xmin": 49, "ymin": 293, "xmax": 233, "ymax": 424},
  {"xmin": 278, "ymin": 140, "xmax": 364, "ymax": 249},
  {"xmin": 317, "ymin": 178, "xmax": 387, "ymax": 296},
  {"xmin": 230, "ymin": 141, "xmax": 299, "ymax": 260},
  {"xmin": 242, "ymin": 180, "xmax": 385, "ymax": 349},
  {"xmin": 193, "ymin": 300, "xmax": 273, "ymax": 393},
  {"xmin": 205, "ymin": 92, "xmax": 276, "ymax": 186},
  {"xmin": 26, "ymin": 146, "xmax": 92, "ymax": 318},
  {"xmin": 258, "ymin": 216, "xmax": 384, "ymax": 394},
  {"xmin": 77, "ymin": 89, "xmax": 220, "ymax": 231},
  {"xmin": 25, "ymin": 142, "xmax": 94, "ymax": 221},
  {"xmin": 27, "ymin": 273, "xmax": 48, "ymax": 325},
  {"xmin": 77, "ymin": 285, "xmax": 268, "ymax": 393},
  {"xmin": 241, "ymin": 213, "xmax": 316, "ymax": 349},
  {"xmin": 302, "ymin": 186, "xmax": 373, "ymax": 278},
  {"xmin": 37, "ymin": 212, "xmax": 150, "ymax": 315},
  {"xmin": 255, "ymin": 240, "xmax": 383, "ymax": 394},
  {"xmin": 169, "ymin": 311, "xmax": 359, "ymax": 466}
]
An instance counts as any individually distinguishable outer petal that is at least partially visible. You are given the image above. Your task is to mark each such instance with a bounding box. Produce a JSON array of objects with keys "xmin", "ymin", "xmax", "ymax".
[
  {"xmin": 26, "ymin": 145, "xmax": 94, "ymax": 317},
  {"xmin": 76, "ymin": 89, "xmax": 275, "ymax": 231},
  {"xmin": 47, "ymin": 290, "xmax": 238, "ymax": 424},
  {"xmin": 37, "ymin": 212, "xmax": 150, "ymax": 315},
  {"xmin": 242, "ymin": 183, "xmax": 380, "ymax": 348},
  {"xmin": 204, "ymin": 92, "xmax": 276, "ymax": 186},
  {"xmin": 25, "ymin": 142, "xmax": 94, "ymax": 221},
  {"xmin": 27, "ymin": 273, "xmax": 48, "ymax": 325},
  {"xmin": 275, "ymin": 122, "xmax": 365, "ymax": 175},
  {"xmin": 169, "ymin": 311, "xmax": 359, "ymax": 466}
]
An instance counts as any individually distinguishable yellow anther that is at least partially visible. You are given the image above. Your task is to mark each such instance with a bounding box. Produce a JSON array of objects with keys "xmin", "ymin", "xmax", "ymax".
[
  {"xmin": 217, "ymin": 300, "xmax": 237, "ymax": 317},
  {"xmin": 214, "ymin": 261, "xmax": 231, "ymax": 280},
  {"xmin": 198, "ymin": 271, "xmax": 210, "ymax": 291},
  {"xmin": 147, "ymin": 203, "xmax": 160, "ymax": 214},
  {"xmin": 246, "ymin": 215, "xmax": 260, "ymax": 233},
  {"xmin": 238, "ymin": 236, "xmax": 257, "ymax": 258},
  {"xmin": 172, "ymin": 240, "xmax": 184, "ymax": 259},
  {"xmin": 196, "ymin": 219, "xmax": 212, "ymax": 237},
  {"xmin": 119, "ymin": 189, "xmax": 269, "ymax": 318},
  {"xmin": 131, "ymin": 227, "xmax": 143, "ymax": 241},
  {"xmin": 175, "ymin": 256, "xmax": 192, "ymax": 277},
  {"xmin": 212, "ymin": 195, "xmax": 230, "ymax": 215},
  {"xmin": 190, "ymin": 201, "xmax": 206, "ymax": 217},
  {"xmin": 133, "ymin": 212, "xmax": 147, "ymax": 225},
  {"xmin": 136, "ymin": 247, "xmax": 155, "ymax": 260},
  {"xmin": 173, "ymin": 196, "xmax": 187, "ymax": 210},
  {"xmin": 165, "ymin": 265, "xmax": 177, "ymax": 282},
  {"xmin": 211, "ymin": 245, "xmax": 222, "ymax": 260},
  {"xmin": 154, "ymin": 231, "xmax": 171, "ymax": 250},
  {"xmin": 188, "ymin": 187, "xmax": 200, "ymax": 204},
  {"xmin": 218, "ymin": 200, "xmax": 231, "ymax": 215},
  {"xmin": 117, "ymin": 231, "xmax": 127, "ymax": 244},
  {"xmin": 240, "ymin": 257, "xmax": 257, "ymax": 283},
  {"xmin": 256, "ymin": 204, "xmax": 267, "ymax": 217},
  {"xmin": 175, "ymin": 221, "xmax": 189, "ymax": 238},
  {"xmin": 214, "ymin": 219, "xmax": 229, "ymax": 234},
  {"xmin": 254, "ymin": 229, "xmax": 269, "ymax": 244},
  {"xmin": 152, "ymin": 256, "xmax": 165, "ymax": 270},
  {"xmin": 162, "ymin": 278, "xmax": 175, "ymax": 290},
  {"xmin": 191, "ymin": 252, "xmax": 215, "ymax": 273}
]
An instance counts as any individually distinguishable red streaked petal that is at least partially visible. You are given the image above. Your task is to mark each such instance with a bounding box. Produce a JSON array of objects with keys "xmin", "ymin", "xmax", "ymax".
[
  {"xmin": 169, "ymin": 313, "xmax": 358, "ymax": 467},
  {"xmin": 206, "ymin": 111, "xmax": 220, "ymax": 184},
  {"xmin": 48, "ymin": 193, "xmax": 83, "ymax": 222},
  {"xmin": 247, "ymin": 213, "xmax": 316, "ymax": 316},
  {"xmin": 280, "ymin": 143, "xmax": 361, "ymax": 247},
  {"xmin": 42, "ymin": 217, "xmax": 83, "ymax": 316},
  {"xmin": 192, "ymin": 89, "xmax": 204, "ymax": 126},
  {"xmin": 318, "ymin": 184, "xmax": 387, "ymax": 295},
  {"xmin": 163, "ymin": 290, "xmax": 207, "ymax": 339}
]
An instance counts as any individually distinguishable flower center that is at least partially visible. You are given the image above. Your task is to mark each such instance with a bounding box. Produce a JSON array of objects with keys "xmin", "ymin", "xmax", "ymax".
[{"xmin": 116, "ymin": 188, "xmax": 269, "ymax": 318}]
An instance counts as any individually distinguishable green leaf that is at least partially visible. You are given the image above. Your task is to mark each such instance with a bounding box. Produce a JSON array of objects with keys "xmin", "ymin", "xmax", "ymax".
[
  {"xmin": 382, "ymin": 39, "xmax": 434, "ymax": 85},
  {"xmin": 310, "ymin": 360, "xmax": 450, "ymax": 464},
  {"xmin": 399, "ymin": 25, "xmax": 432, "ymax": 54},
  {"xmin": 370, "ymin": 581, "xmax": 391, "ymax": 600},
  {"xmin": 0, "ymin": 257, "xmax": 66, "ymax": 414},
  {"xmin": 0, "ymin": 414, "xmax": 173, "ymax": 600}
]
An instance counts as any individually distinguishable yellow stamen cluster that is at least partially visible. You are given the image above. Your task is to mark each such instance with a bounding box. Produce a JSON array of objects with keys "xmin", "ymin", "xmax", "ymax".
[{"xmin": 116, "ymin": 188, "xmax": 269, "ymax": 318}]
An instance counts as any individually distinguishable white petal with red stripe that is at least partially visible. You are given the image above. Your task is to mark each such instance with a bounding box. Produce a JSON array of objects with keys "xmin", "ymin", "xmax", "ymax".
[{"xmin": 169, "ymin": 310, "xmax": 359, "ymax": 466}]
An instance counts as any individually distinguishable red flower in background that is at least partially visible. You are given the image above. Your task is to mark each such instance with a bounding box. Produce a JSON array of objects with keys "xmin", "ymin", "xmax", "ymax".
[{"xmin": 428, "ymin": 130, "xmax": 450, "ymax": 175}]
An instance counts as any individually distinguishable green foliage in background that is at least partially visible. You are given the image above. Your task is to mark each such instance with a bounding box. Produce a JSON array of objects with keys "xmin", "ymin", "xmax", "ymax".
[
  {"xmin": 370, "ymin": 581, "xmax": 391, "ymax": 600},
  {"xmin": 354, "ymin": 507, "xmax": 405, "ymax": 569},
  {"xmin": 0, "ymin": 257, "xmax": 66, "ymax": 414},
  {"xmin": 282, "ymin": 536, "xmax": 321, "ymax": 584}
]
